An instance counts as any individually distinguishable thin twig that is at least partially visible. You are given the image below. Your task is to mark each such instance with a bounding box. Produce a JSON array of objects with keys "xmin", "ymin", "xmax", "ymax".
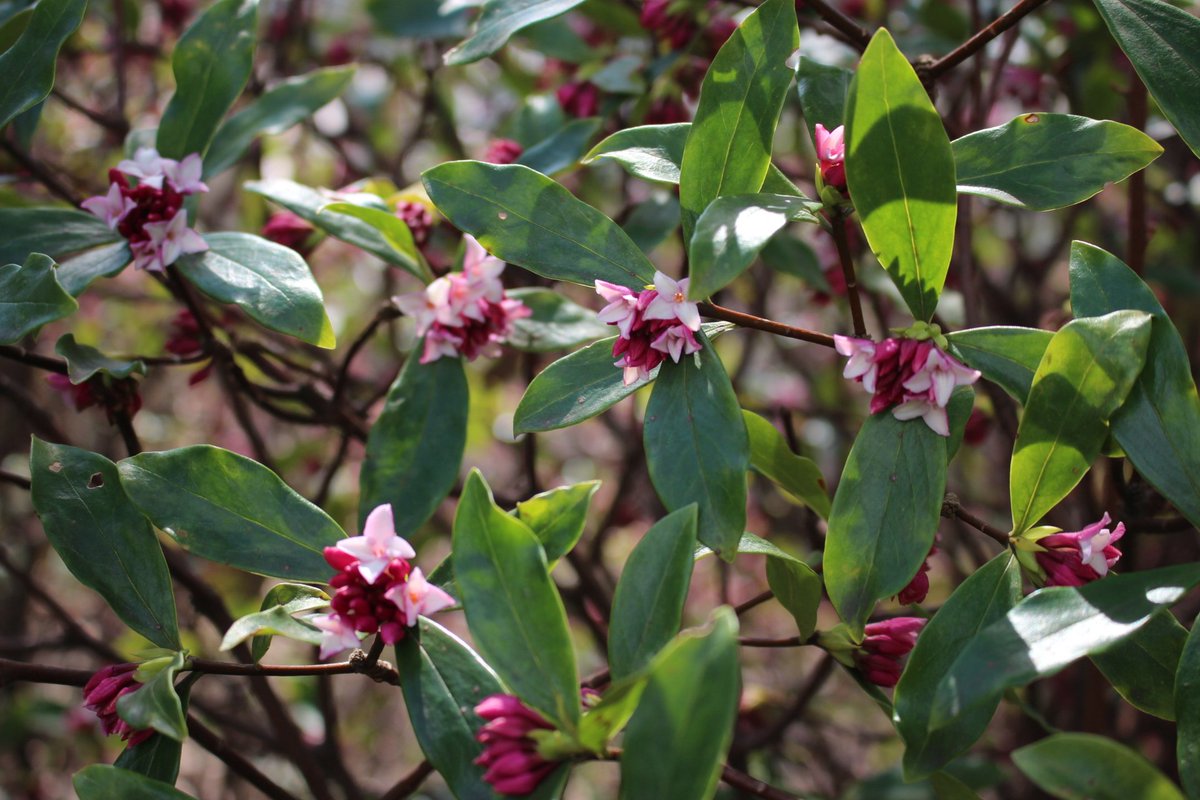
[
  {"xmin": 942, "ymin": 493, "xmax": 1010, "ymax": 545},
  {"xmin": 925, "ymin": 0, "xmax": 1054, "ymax": 80},
  {"xmin": 698, "ymin": 303, "xmax": 836, "ymax": 348},
  {"xmin": 187, "ymin": 715, "xmax": 301, "ymax": 800},
  {"xmin": 828, "ymin": 210, "xmax": 867, "ymax": 337},
  {"xmin": 721, "ymin": 764, "xmax": 801, "ymax": 800},
  {"xmin": 379, "ymin": 760, "xmax": 435, "ymax": 800}
]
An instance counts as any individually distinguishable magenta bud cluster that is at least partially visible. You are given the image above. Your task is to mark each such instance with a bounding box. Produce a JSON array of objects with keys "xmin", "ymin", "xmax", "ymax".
[
  {"xmin": 1034, "ymin": 512, "xmax": 1125, "ymax": 587},
  {"xmin": 82, "ymin": 663, "xmax": 154, "ymax": 747},
  {"xmin": 594, "ymin": 271, "xmax": 703, "ymax": 385},
  {"xmin": 856, "ymin": 617, "xmax": 927, "ymax": 688},
  {"xmin": 473, "ymin": 694, "xmax": 557, "ymax": 796}
]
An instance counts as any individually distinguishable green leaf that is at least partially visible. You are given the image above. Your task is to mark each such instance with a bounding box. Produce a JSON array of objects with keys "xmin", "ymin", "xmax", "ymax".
[
  {"xmin": 114, "ymin": 730, "xmax": 184, "ymax": 786},
  {"xmin": 687, "ymin": 194, "xmax": 821, "ymax": 300},
  {"xmin": 619, "ymin": 608, "xmax": 740, "ymax": 800},
  {"xmin": 205, "ymin": 65, "xmax": 357, "ymax": 177},
  {"xmin": 359, "ymin": 353, "xmax": 468, "ymax": 536},
  {"xmin": 623, "ymin": 193, "xmax": 681, "ymax": 254},
  {"xmin": 395, "ymin": 618, "xmax": 504, "ymax": 800},
  {"xmin": 117, "ymin": 652, "xmax": 187, "ymax": 742},
  {"xmin": 824, "ymin": 410, "xmax": 947, "ymax": 634},
  {"xmin": 0, "ymin": 7, "xmax": 33, "ymax": 53},
  {"xmin": 0, "ymin": 0, "xmax": 85, "ymax": 130},
  {"xmin": 506, "ymin": 287, "xmax": 612, "ymax": 352},
  {"xmin": 577, "ymin": 673, "xmax": 649, "ymax": 753},
  {"xmin": 219, "ymin": 589, "xmax": 327, "ymax": 656},
  {"xmin": 930, "ymin": 772, "xmax": 984, "ymax": 800},
  {"xmin": 608, "ymin": 506, "xmax": 698, "ymax": 681},
  {"xmin": 1092, "ymin": 0, "xmax": 1200, "ymax": 161},
  {"xmin": 514, "ymin": 480, "xmax": 600, "ymax": 562},
  {"xmin": 946, "ymin": 326, "xmax": 1051, "ymax": 403},
  {"xmin": 423, "ymin": 161, "xmax": 655, "ymax": 287},
  {"xmin": 117, "ymin": 445, "xmax": 345, "ymax": 582},
  {"xmin": 930, "ymin": 563, "xmax": 1200, "ymax": 732},
  {"xmin": 583, "ymin": 123, "xmax": 688, "ymax": 183},
  {"xmin": 766, "ymin": 557, "xmax": 822, "ymax": 640},
  {"xmin": 444, "ymin": 0, "xmax": 586, "ymax": 65},
  {"xmin": 368, "ymin": 0, "xmax": 471, "ymax": 39},
  {"xmin": 894, "ymin": 553, "xmax": 1022, "ymax": 779},
  {"xmin": 1009, "ymin": 310, "xmax": 1151, "ymax": 534},
  {"xmin": 644, "ymin": 335, "xmax": 749, "ymax": 561},
  {"xmin": 1091, "ymin": 609, "xmax": 1186, "ymax": 720},
  {"xmin": 0, "ymin": 252, "xmax": 76, "ymax": 343},
  {"xmin": 1069, "ymin": 241, "xmax": 1200, "ymax": 529},
  {"xmin": 742, "ymin": 409, "xmax": 831, "ymax": 518},
  {"xmin": 30, "ymin": 439, "xmax": 180, "ymax": 650},
  {"xmin": 176, "ymin": 232, "xmax": 335, "ymax": 348},
  {"xmin": 317, "ymin": 201, "xmax": 431, "ymax": 283},
  {"xmin": 678, "ymin": 0, "xmax": 798, "ymax": 241},
  {"xmin": 56, "ymin": 242, "xmax": 133, "ymax": 296},
  {"xmin": 453, "ymin": 470, "xmax": 580, "ymax": 731},
  {"xmin": 1013, "ymin": 733, "xmax": 1185, "ymax": 800},
  {"xmin": 845, "ymin": 28, "xmax": 957, "ymax": 321},
  {"xmin": 1177, "ymin": 614, "xmax": 1200, "ymax": 796},
  {"xmin": 795, "ymin": 58, "xmax": 852, "ymax": 138},
  {"xmin": 518, "ymin": 117, "xmax": 602, "ymax": 176},
  {"xmin": 248, "ymin": 583, "xmax": 329, "ymax": 661},
  {"xmin": 74, "ymin": 765, "xmax": 198, "ymax": 800},
  {"xmin": 55, "ymin": 334, "xmax": 146, "ymax": 383},
  {"xmin": 157, "ymin": 0, "xmax": 259, "ymax": 159},
  {"xmin": 0, "ymin": 207, "xmax": 120, "ymax": 269},
  {"xmin": 694, "ymin": 531, "xmax": 808, "ymax": 564},
  {"xmin": 953, "ymin": 113, "xmax": 1162, "ymax": 210}
]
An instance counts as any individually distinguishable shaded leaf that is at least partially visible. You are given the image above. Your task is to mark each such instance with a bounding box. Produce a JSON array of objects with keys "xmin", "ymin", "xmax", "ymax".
[
  {"xmin": 116, "ymin": 652, "xmax": 187, "ymax": 742},
  {"xmin": 583, "ymin": 123, "xmax": 688, "ymax": 183},
  {"xmin": 445, "ymin": 0, "xmax": 586, "ymax": 65},
  {"xmin": 766, "ymin": 557, "xmax": 822, "ymax": 641},
  {"xmin": 795, "ymin": 58, "xmax": 852, "ymax": 138},
  {"xmin": 0, "ymin": 207, "xmax": 121, "ymax": 270},
  {"xmin": 1177, "ymin": 613, "xmax": 1200, "ymax": 796},
  {"xmin": 0, "ymin": 252, "xmax": 76, "ymax": 343},
  {"xmin": 1014, "ymin": 733, "xmax": 1184, "ymax": 800},
  {"xmin": 0, "ymin": 0, "xmax": 85, "ymax": 130},
  {"xmin": 56, "ymin": 242, "xmax": 133, "ymax": 296},
  {"xmin": 74, "ymin": 765, "xmax": 198, "ymax": 800},
  {"xmin": 946, "ymin": 326, "xmax": 1051, "ymax": 403},
  {"xmin": 519, "ymin": 117, "xmax": 602, "ymax": 176},
  {"xmin": 1092, "ymin": 609, "xmax": 1186, "ymax": 720},
  {"xmin": 742, "ymin": 409, "xmax": 830, "ymax": 518},
  {"xmin": 55, "ymin": 334, "xmax": 145, "ymax": 383},
  {"xmin": 506, "ymin": 288, "xmax": 611, "ymax": 352}
]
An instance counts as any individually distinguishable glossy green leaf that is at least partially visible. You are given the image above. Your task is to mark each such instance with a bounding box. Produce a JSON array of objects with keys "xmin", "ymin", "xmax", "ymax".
[
  {"xmin": 506, "ymin": 287, "xmax": 612, "ymax": 352},
  {"xmin": 56, "ymin": 242, "xmax": 133, "ymax": 296},
  {"xmin": 318, "ymin": 201, "xmax": 431, "ymax": 282},
  {"xmin": 1092, "ymin": 609, "xmax": 1186, "ymax": 720},
  {"xmin": 694, "ymin": 531, "xmax": 807, "ymax": 564},
  {"xmin": 55, "ymin": 334, "xmax": 145, "ymax": 383},
  {"xmin": 205, "ymin": 65, "xmax": 357, "ymax": 177},
  {"xmin": 1014, "ymin": 733, "xmax": 1184, "ymax": 800},
  {"xmin": 954, "ymin": 113, "xmax": 1162, "ymax": 210},
  {"xmin": 619, "ymin": 608, "xmax": 740, "ymax": 800},
  {"xmin": 157, "ymin": 0, "xmax": 259, "ymax": 159},
  {"xmin": 824, "ymin": 410, "xmax": 947, "ymax": 634},
  {"xmin": 0, "ymin": 0, "xmax": 85, "ymax": 129},
  {"xmin": 219, "ymin": 591, "xmax": 327, "ymax": 656},
  {"xmin": 445, "ymin": 0, "xmax": 586, "ymax": 65},
  {"xmin": 577, "ymin": 673, "xmax": 649, "ymax": 753},
  {"xmin": 514, "ymin": 480, "xmax": 600, "ymax": 561},
  {"xmin": 395, "ymin": 618, "xmax": 504, "ymax": 800},
  {"xmin": 845, "ymin": 28, "xmax": 957, "ymax": 321},
  {"xmin": 1009, "ymin": 310, "xmax": 1151, "ymax": 534},
  {"xmin": 644, "ymin": 335, "xmax": 749, "ymax": 560},
  {"xmin": 742, "ymin": 409, "xmax": 831, "ymax": 518},
  {"xmin": 930, "ymin": 563, "xmax": 1200, "ymax": 732},
  {"xmin": 423, "ymin": 161, "xmax": 655, "ymax": 287},
  {"xmin": 946, "ymin": 326, "xmax": 1052, "ymax": 403},
  {"xmin": 688, "ymin": 194, "xmax": 821, "ymax": 300},
  {"xmin": 1176, "ymin": 614, "xmax": 1200, "ymax": 796},
  {"xmin": 117, "ymin": 652, "xmax": 187, "ymax": 741},
  {"xmin": 248, "ymin": 583, "xmax": 329, "ymax": 661},
  {"xmin": 114, "ymin": 729, "xmax": 184, "ymax": 786},
  {"xmin": 608, "ymin": 506, "xmax": 698, "ymax": 681},
  {"xmin": 583, "ymin": 123, "xmax": 688, "ymax": 183},
  {"xmin": 73, "ymin": 765, "xmax": 198, "ymax": 800},
  {"xmin": 359, "ymin": 352, "xmax": 468, "ymax": 535},
  {"xmin": 453, "ymin": 470, "xmax": 580, "ymax": 731},
  {"xmin": 678, "ymin": 0, "xmax": 798, "ymax": 241},
  {"xmin": 176, "ymin": 232, "xmax": 335, "ymax": 348},
  {"xmin": 1069, "ymin": 241, "xmax": 1200, "ymax": 529},
  {"xmin": 894, "ymin": 553, "xmax": 1022, "ymax": 779},
  {"xmin": 117, "ymin": 445, "xmax": 345, "ymax": 582},
  {"xmin": 944, "ymin": 386, "xmax": 975, "ymax": 461},
  {"xmin": 30, "ymin": 439, "xmax": 179, "ymax": 650},
  {"xmin": 795, "ymin": 58, "xmax": 852, "ymax": 138},
  {"xmin": 519, "ymin": 117, "xmax": 602, "ymax": 176},
  {"xmin": 0, "ymin": 207, "xmax": 121, "ymax": 268},
  {"xmin": 0, "ymin": 252, "xmax": 76, "ymax": 343},
  {"xmin": 766, "ymin": 557, "xmax": 822, "ymax": 640},
  {"xmin": 1093, "ymin": 0, "xmax": 1200, "ymax": 160}
]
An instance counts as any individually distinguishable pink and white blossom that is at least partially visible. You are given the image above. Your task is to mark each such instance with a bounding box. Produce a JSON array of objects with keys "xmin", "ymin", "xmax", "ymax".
[
  {"xmin": 335, "ymin": 504, "xmax": 416, "ymax": 585},
  {"xmin": 81, "ymin": 183, "xmax": 135, "ymax": 228},
  {"xmin": 1034, "ymin": 513, "xmax": 1125, "ymax": 587},
  {"xmin": 135, "ymin": 209, "xmax": 208, "ymax": 272},
  {"xmin": 834, "ymin": 335, "xmax": 878, "ymax": 392},
  {"xmin": 814, "ymin": 123, "xmax": 846, "ymax": 191},
  {"xmin": 642, "ymin": 271, "xmax": 701, "ymax": 330},
  {"xmin": 164, "ymin": 153, "xmax": 209, "ymax": 194},
  {"xmin": 116, "ymin": 147, "xmax": 171, "ymax": 189},
  {"xmin": 311, "ymin": 613, "xmax": 363, "ymax": 660},
  {"xmin": 594, "ymin": 272, "xmax": 705, "ymax": 385},
  {"xmin": 595, "ymin": 280, "xmax": 640, "ymax": 337},
  {"xmin": 384, "ymin": 567, "xmax": 456, "ymax": 625}
]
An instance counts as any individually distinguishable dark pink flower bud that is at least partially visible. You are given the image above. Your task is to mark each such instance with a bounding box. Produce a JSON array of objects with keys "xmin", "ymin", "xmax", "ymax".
[
  {"xmin": 556, "ymin": 81, "xmax": 600, "ymax": 118},
  {"xmin": 897, "ymin": 541, "xmax": 938, "ymax": 605},
  {"xmin": 324, "ymin": 37, "xmax": 355, "ymax": 67},
  {"xmin": 482, "ymin": 139, "xmax": 525, "ymax": 165},
  {"xmin": 474, "ymin": 694, "xmax": 557, "ymax": 796},
  {"xmin": 640, "ymin": 0, "xmax": 697, "ymax": 47},
  {"xmin": 47, "ymin": 373, "xmax": 98, "ymax": 412},
  {"xmin": 856, "ymin": 617, "xmax": 926, "ymax": 687},
  {"xmin": 164, "ymin": 309, "xmax": 203, "ymax": 356},
  {"xmin": 963, "ymin": 408, "xmax": 991, "ymax": 445},
  {"xmin": 644, "ymin": 97, "xmax": 690, "ymax": 124},
  {"xmin": 261, "ymin": 211, "xmax": 317, "ymax": 256},
  {"xmin": 814, "ymin": 123, "xmax": 846, "ymax": 192},
  {"xmin": 1034, "ymin": 513, "xmax": 1125, "ymax": 587},
  {"xmin": 396, "ymin": 200, "xmax": 433, "ymax": 246},
  {"xmin": 705, "ymin": 15, "xmax": 738, "ymax": 50},
  {"xmin": 82, "ymin": 663, "xmax": 154, "ymax": 747}
]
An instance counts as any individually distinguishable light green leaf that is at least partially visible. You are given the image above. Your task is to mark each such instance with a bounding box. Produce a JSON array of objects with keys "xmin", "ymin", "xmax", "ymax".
[
  {"xmin": 583, "ymin": 123, "xmax": 688, "ymax": 183},
  {"xmin": 56, "ymin": 242, "xmax": 133, "ymax": 296},
  {"xmin": 694, "ymin": 531, "xmax": 808, "ymax": 564},
  {"xmin": 514, "ymin": 480, "xmax": 600, "ymax": 562},
  {"xmin": 766, "ymin": 557, "xmax": 822, "ymax": 640},
  {"xmin": 318, "ymin": 201, "xmax": 431, "ymax": 283},
  {"xmin": 445, "ymin": 0, "xmax": 586, "ymax": 65},
  {"xmin": 116, "ymin": 652, "xmax": 187, "ymax": 741},
  {"xmin": 0, "ymin": 0, "xmax": 85, "ymax": 130},
  {"xmin": 0, "ymin": 252, "xmax": 77, "ymax": 343},
  {"xmin": 946, "ymin": 326, "xmax": 1051, "ymax": 403},
  {"xmin": 1014, "ymin": 733, "xmax": 1185, "ymax": 800},
  {"xmin": 742, "ymin": 409, "xmax": 831, "ymax": 518},
  {"xmin": 219, "ymin": 585, "xmax": 327, "ymax": 656}
]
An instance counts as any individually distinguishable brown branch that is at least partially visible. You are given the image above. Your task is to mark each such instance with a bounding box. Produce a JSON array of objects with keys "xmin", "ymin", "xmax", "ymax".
[
  {"xmin": 698, "ymin": 303, "xmax": 836, "ymax": 348},
  {"xmin": 332, "ymin": 302, "xmax": 401, "ymax": 408},
  {"xmin": 0, "ymin": 657, "xmax": 93, "ymax": 687},
  {"xmin": 828, "ymin": 210, "xmax": 867, "ymax": 337},
  {"xmin": 799, "ymin": 0, "xmax": 871, "ymax": 51},
  {"xmin": 942, "ymin": 493, "xmax": 1010, "ymax": 545},
  {"xmin": 0, "ymin": 344, "xmax": 69, "ymax": 374},
  {"xmin": 924, "ymin": 0, "xmax": 1054, "ymax": 80},
  {"xmin": 738, "ymin": 635, "xmax": 809, "ymax": 648},
  {"xmin": 0, "ymin": 470, "xmax": 31, "ymax": 490},
  {"xmin": 187, "ymin": 715, "xmax": 300, "ymax": 800},
  {"xmin": 0, "ymin": 140, "xmax": 84, "ymax": 205},
  {"xmin": 721, "ymin": 764, "xmax": 801, "ymax": 800},
  {"xmin": 379, "ymin": 760, "xmax": 435, "ymax": 800}
]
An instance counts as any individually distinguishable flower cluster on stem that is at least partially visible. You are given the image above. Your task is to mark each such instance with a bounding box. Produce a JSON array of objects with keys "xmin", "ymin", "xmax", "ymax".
[
  {"xmin": 474, "ymin": 694, "xmax": 558, "ymax": 796},
  {"xmin": 856, "ymin": 617, "xmax": 926, "ymax": 688},
  {"xmin": 1029, "ymin": 513, "xmax": 1125, "ymax": 587},
  {"xmin": 814, "ymin": 123, "xmax": 847, "ymax": 194},
  {"xmin": 82, "ymin": 662, "xmax": 154, "ymax": 747},
  {"xmin": 595, "ymin": 271, "xmax": 703, "ymax": 385}
]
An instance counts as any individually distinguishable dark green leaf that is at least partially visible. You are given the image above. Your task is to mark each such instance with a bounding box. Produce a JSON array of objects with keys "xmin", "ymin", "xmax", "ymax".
[
  {"xmin": 766, "ymin": 557, "xmax": 822, "ymax": 640},
  {"xmin": 506, "ymin": 287, "xmax": 611, "ymax": 352},
  {"xmin": 0, "ymin": 0, "xmax": 85, "ymax": 129},
  {"xmin": 56, "ymin": 242, "xmax": 133, "ymax": 296},
  {"xmin": 944, "ymin": 385, "xmax": 975, "ymax": 461},
  {"xmin": 954, "ymin": 113, "xmax": 1162, "ymax": 210},
  {"xmin": 1009, "ymin": 310, "xmax": 1151, "ymax": 534},
  {"xmin": 360, "ymin": 353, "xmax": 467, "ymax": 536},
  {"xmin": 205, "ymin": 66, "xmax": 357, "ymax": 177},
  {"xmin": 514, "ymin": 480, "xmax": 600, "ymax": 562},
  {"xmin": 644, "ymin": 335, "xmax": 749, "ymax": 560},
  {"xmin": 946, "ymin": 326, "xmax": 1051, "ymax": 403},
  {"xmin": 453, "ymin": 470, "xmax": 580, "ymax": 731},
  {"xmin": 368, "ymin": 0, "xmax": 470, "ymax": 39},
  {"xmin": 1069, "ymin": 241, "xmax": 1200, "ymax": 529},
  {"xmin": 116, "ymin": 652, "xmax": 187, "ymax": 742},
  {"xmin": 114, "ymin": 730, "xmax": 184, "ymax": 786},
  {"xmin": 583, "ymin": 123, "xmax": 688, "ymax": 183},
  {"xmin": 894, "ymin": 553, "xmax": 1022, "ymax": 779},
  {"xmin": 622, "ymin": 193, "xmax": 681, "ymax": 253},
  {"xmin": 608, "ymin": 506, "xmax": 698, "ymax": 680},
  {"xmin": 73, "ymin": 765, "xmax": 198, "ymax": 800},
  {"xmin": 795, "ymin": 58, "xmax": 852, "ymax": 138},
  {"xmin": 1177, "ymin": 613, "xmax": 1200, "ymax": 796},
  {"xmin": 0, "ymin": 252, "xmax": 76, "ymax": 343},
  {"xmin": 742, "ymin": 409, "xmax": 830, "ymax": 518},
  {"xmin": 0, "ymin": 207, "xmax": 121, "ymax": 268},
  {"xmin": 30, "ymin": 439, "xmax": 179, "ymax": 650},
  {"xmin": 55, "ymin": 334, "xmax": 146, "ymax": 382},
  {"xmin": 423, "ymin": 161, "xmax": 655, "ymax": 287},
  {"xmin": 317, "ymin": 201, "xmax": 431, "ymax": 282},
  {"xmin": 1014, "ymin": 733, "xmax": 1184, "ymax": 800},
  {"xmin": 117, "ymin": 445, "xmax": 345, "ymax": 582},
  {"xmin": 518, "ymin": 117, "xmax": 602, "ymax": 176},
  {"xmin": 157, "ymin": 0, "xmax": 259, "ymax": 159},
  {"xmin": 678, "ymin": 0, "xmax": 798, "ymax": 240},
  {"xmin": 619, "ymin": 608, "xmax": 740, "ymax": 800},
  {"xmin": 1092, "ymin": 609, "xmax": 1186, "ymax": 720},
  {"xmin": 445, "ymin": 0, "xmax": 586, "ymax": 65},
  {"xmin": 0, "ymin": 6, "xmax": 32, "ymax": 52},
  {"xmin": 824, "ymin": 410, "xmax": 947, "ymax": 634},
  {"xmin": 760, "ymin": 232, "xmax": 827, "ymax": 287},
  {"xmin": 930, "ymin": 772, "xmax": 984, "ymax": 800},
  {"xmin": 845, "ymin": 29, "xmax": 957, "ymax": 320}
]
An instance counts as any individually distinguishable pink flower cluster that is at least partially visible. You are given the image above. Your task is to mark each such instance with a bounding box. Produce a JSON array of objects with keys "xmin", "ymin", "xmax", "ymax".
[
  {"xmin": 594, "ymin": 271, "xmax": 703, "ymax": 385},
  {"xmin": 640, "ymin": 0, "xmax": 696, "ymax": 48},
  {"xmin": 394, "ymin": 236, "xmax": 530, "ymax": 365},
  {"xmin": 474, "ymin": 694, "xmax": 558, "ymax": 796},
  {"xmin": 82, "ymin": 662, "xmax": 154, "ymax": 747},
  {"xmin": 1034, "ymin": 513, "xmax": 1125, "ymax": 587},
  {"xmin": 313, "ymin": 504, "xmax": 454, "ymax": 658},
  {"xmin": 834, "ymin": 335, "xmax": 980, "ymax": 436},
  {"xmin": 82, "ymin": 147, "xmax": 209, "ymax": 272},
  {"xmin": 261, "ymin": 211, "xmax": 317, "ymax": 256},
  {"xmin": 856, "ymin": 617, "xmax": 926, "ymax": 688},
  {"xmin": 396, "ymin": 200, "xmax": 434, "ymax": 245},
  {"xmin": 482, "ymin": 138, "xmax": 524, "ymax": 165}
]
